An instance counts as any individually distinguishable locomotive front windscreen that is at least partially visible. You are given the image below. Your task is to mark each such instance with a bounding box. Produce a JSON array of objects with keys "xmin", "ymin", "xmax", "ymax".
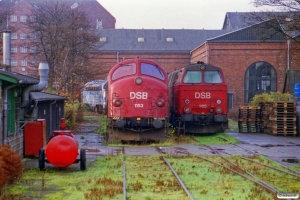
[
  {"xmin": 183, "ymin": 71, "xmax": 201, "ymax": 83},
  {"xmin": 204, "ymin": 71, "xmax": 222, "ymax": 83},
  {"xmin": 112, "ymin": 63, "xmax": 136, "ymax": 80},
  {"xmin": 141, "ymin": 63, "xmax": 165, "ymax": 80}
]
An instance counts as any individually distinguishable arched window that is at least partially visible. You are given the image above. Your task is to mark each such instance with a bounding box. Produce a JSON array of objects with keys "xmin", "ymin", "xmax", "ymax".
[{"xmin": 244, "ymin": 62, "xmax": 277, "ymax": 103}]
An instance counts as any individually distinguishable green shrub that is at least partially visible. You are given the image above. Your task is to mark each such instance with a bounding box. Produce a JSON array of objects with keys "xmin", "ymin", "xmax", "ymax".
[
  {"xmin": 249, "ymin": 92, "xmax": 294, "ymax": 106},
  {"xmin": 64, "ymin": 100, "xmax": 81, "ymax": 129}
]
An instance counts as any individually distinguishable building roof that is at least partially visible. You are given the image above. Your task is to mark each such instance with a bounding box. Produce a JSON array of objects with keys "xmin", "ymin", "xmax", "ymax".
[
  {"xmin": 94, "ymin": 29, "xmax": 230, "ymax": 52},
  {"xmin": 30, "ymin": 92, "xmax": 68, "ymax": 101},
  {"xmin": 209, "ymin": 19, "xmax": 286, "ymax": 43},
  {"xmin": 0, "ymin": 68, "xmax": 39, "ymax": 84},
  {"xmin": 222, "ymin": 12, "xmax": 300, "ymax": 38}
]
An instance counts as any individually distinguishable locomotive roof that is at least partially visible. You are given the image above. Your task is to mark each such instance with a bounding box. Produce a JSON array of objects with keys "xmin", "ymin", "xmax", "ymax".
[{"xmin": 184, "ymin": 63, "xmax": 221, "ymax": 71}]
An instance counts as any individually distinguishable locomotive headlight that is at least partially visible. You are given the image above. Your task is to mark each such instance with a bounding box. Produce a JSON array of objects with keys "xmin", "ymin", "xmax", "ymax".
[
  {"xmin": 156, "ymin": 99, "xmax": 165, "ymax": 107},
  {"xmin": 216, "ymin": 107, "xmax": 222, "ymax": 113},
  {"xmin": 200, "ymin": 65, "xmax": 206, "ymax": 70},
  {"xmin": 113, "ymin": 99, "xmax": 122, "ymax": 107},
  {"xmin": 135, "ymin": 77, "xmax": 143, "ymax": 85},
  {"xmin": 216, "ymin": 99, "xmax": 222, "ymax": 104},
  {"xmin": 184, "ymin": 107, "xmax": 191, "ymax": 113}
]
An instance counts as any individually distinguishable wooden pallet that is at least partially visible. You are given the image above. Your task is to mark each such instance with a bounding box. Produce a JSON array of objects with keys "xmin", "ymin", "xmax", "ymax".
[
  {"xmin": 238, "ymin": 122, "xmax": 261, "ymax": 133},
  {"xmin": 266, "ymin": 130, "xmax": 297, "ymax": 135},
  {"xmin": 270, "ymin": 102, "xmax": 296, "ymax": 108},
  {"xmin": 269, "ymin": 116, "xmax": 296, "ymax": 121},
  {"xmin": 238, "ymin": 118, "xmax": 261, "ymax": 122}
]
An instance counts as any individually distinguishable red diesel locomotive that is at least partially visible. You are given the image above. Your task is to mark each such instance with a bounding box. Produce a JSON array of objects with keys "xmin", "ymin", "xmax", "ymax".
[
  {"xmin": 168, "ymin": 61, "xmax": 228, "ymax": 134},
  {"xmin": 107, "ymin": 58, "xmax": 169, "ymax": 141}
]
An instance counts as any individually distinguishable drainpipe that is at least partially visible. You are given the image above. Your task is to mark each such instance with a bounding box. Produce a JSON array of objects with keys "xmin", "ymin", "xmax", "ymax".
[
  {"xmin": 287, "ymin": 39, "xmax": 290, "ymax": 70},
  {"xmin": 50, "ymin": 100, "xmax": 56, "ymax": 134},
  {"xmin": 2, "ymin": 30, "xmax": 13, "ymax": 144},
  {"xmin": 3, "ymin": 85, "xmax": 16, "ymax": 144},
  {"xmin": 117, "ymin": 52, "xmax": 119, "ymax": 63},
  {"xmin": 205, "ymin": 42, "xmax": 209, "ymax": 64}
]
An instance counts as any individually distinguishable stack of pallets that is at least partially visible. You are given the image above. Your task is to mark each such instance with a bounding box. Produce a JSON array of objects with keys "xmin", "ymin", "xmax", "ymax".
[
  {"xmin": 238, "ymin": 106, "xmax": 261, "ymax": 133},
  {"xmin": 259, "ymin": 102, "xmax": 272, "ymax": 132},
  {"xmin": 263, "ymin": 102, "xmax": 297, "ymax": 136}
]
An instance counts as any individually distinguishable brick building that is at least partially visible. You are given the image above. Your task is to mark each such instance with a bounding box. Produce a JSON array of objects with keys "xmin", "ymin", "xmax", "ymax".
[
  {"xmin": 1, "ymin": 3, "xmax": 298, "ymax": 112},
  {"xmin": 0, "ymin": 0, "xmax": 116, "ymax": 75}
]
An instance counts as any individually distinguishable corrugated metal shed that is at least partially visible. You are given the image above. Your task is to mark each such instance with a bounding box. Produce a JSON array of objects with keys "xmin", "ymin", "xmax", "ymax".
[{"xmin": 283, "ymin": 70, "xmax": 300, "ymax": 94}]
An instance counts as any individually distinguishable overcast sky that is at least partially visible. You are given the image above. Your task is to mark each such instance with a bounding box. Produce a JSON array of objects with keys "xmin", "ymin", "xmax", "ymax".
[{"xmin": 97, "ymin": 0, "xmax": 271, "ymax": 29}]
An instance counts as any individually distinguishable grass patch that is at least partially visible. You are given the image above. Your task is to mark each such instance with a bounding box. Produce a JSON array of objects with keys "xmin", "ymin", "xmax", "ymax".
[
  {"xmin": 193, "ymin": 133, "xmax": 240, "ymax": 145},
  {"xmin": 5, "ymin": 155, "xmax": 123, "ymax": 200},
  {"xmin": 168, "ymin": 155, "xmax": 274, "ymax": 199},
  {"xmin": 5, "ymin": 155, "xmax": 300, "ymax": 199}
]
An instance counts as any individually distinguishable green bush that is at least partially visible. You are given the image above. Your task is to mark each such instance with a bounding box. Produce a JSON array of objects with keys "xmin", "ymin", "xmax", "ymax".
[
  {"xmin": 249, "ymin": 92, "xmax": 294, "ymax": 106},
  {"xmin": 64, "ymin": 100, "xmax": 82, "ymax": 129}
]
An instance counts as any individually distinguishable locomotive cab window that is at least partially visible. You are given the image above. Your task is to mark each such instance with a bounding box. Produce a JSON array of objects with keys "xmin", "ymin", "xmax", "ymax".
[
  {"xmin": 204, "ymin": 71, "xmax": 222, "ymax": 83},
  {"xmin": 141, "ymin": 63, "xmax": 165, "ymax": 80},
  {"xmin": 112, "ymin": 63, "xmax": 136, "ymax": 80},
  {"xmin": 183, "ymin": 71, "xmax": 201, "ymax": 83}
]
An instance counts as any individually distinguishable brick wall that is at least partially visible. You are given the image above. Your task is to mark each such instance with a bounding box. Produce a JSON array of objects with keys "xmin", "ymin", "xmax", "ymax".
[{"xmin": 191, "ymin": 42, "xmax": 293, "ymax": 108}]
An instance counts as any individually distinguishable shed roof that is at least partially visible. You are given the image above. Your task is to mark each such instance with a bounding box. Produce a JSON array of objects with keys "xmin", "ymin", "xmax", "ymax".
[
  {"xmin": 0, "ymin": 68, "xmax": 39, "ymax": 84},
  {"xmin": 94, "ymin": 29, "xmax": 230, "ymax": 52},
  {"xmin": 30, "ymin": 92, "xmax": 67, "ymax": 101}
]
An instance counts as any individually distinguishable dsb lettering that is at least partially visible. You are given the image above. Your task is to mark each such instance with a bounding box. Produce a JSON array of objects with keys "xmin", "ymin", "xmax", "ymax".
[{"xmin": 130, "ymin": 92, "xmax": 148, "ymax": 99}]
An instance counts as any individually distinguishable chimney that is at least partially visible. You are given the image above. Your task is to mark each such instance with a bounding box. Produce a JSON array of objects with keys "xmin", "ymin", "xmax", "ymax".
[{"xmin": 2, "ymin": 30, "xmax": 11, "ymax": 71}]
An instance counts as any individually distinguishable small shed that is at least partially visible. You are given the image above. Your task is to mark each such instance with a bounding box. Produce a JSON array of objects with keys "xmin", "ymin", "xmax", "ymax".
[
  {"xmin": 283, "ymin": 70, "xmax": 300, "ymax": 94},
  {"xmin": 28, "ymin": 92, "xmax": 67, "ymax": 140}
]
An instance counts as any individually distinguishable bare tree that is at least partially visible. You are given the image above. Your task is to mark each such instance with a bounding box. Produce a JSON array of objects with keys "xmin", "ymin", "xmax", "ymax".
[
  {"xmin": 252, "ymin": 0, "xmax": 300, "ymax": 10},
  {"xmin": 27, "ymin": 0, "xmax": 100, "ymax": 100},
  {"xmin": 248, "ymin": 1, "xmax": 300, "ymax": 42}
]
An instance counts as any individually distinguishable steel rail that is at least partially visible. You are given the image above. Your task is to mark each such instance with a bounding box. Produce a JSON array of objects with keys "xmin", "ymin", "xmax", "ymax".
[
  {"xmin": 215, "ymin": 137, "xmax": 300, "ymax": 178},
  {"xmin": 156, "ymin": 147, "xmax": 195, "ymax": 200},
  {"xmin": 263, "ymin": 156, "xmax": 300, "ymax": 176},
  {"xmin": 199, "ymin": 144, "xmax": 279, "ymax": 194},
  {"xmin": 196, "ymin": 155, "xmax": 278, "ymax": 195},
  {"xmin": 240, "ymin": 156, "xmax": 300, "ymax": 178},
  {"xmin": 122, "ymin": 151, "xmax": 127, "ymax": 200}
]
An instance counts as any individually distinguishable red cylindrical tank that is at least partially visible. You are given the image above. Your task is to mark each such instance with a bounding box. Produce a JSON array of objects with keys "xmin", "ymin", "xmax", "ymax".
[{"xmin": 45, "ymin": 130, "xmax": 79, "ymax": 168}]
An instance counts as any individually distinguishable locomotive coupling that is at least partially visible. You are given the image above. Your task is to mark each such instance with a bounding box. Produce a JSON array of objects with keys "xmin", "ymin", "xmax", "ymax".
[
  {"xmin": 115, "ymin": 118, "xmax": 126, "ymax": 128},
  {"xmin": 153, "ymin": 119, "xmax": 163, "ymax": 128}
]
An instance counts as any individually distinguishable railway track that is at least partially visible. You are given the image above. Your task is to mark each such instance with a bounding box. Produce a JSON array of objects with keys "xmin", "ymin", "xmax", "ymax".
[
  {"xmin": 121, "ymin": 147, "xmax": 191, "ymax": 200},
  {"xmin": 153, "ymin": 143, "xmax": 300, "ymax": 199}
]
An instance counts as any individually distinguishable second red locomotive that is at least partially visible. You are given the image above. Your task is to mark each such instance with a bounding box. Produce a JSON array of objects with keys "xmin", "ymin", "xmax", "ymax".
[
  {"xmin": 107, "ymin": 59, "xmax": 169, "ymax": 141},
  {"xmin": 168, "ymin": 61, "xmax": 228, "ymax": 134}
]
